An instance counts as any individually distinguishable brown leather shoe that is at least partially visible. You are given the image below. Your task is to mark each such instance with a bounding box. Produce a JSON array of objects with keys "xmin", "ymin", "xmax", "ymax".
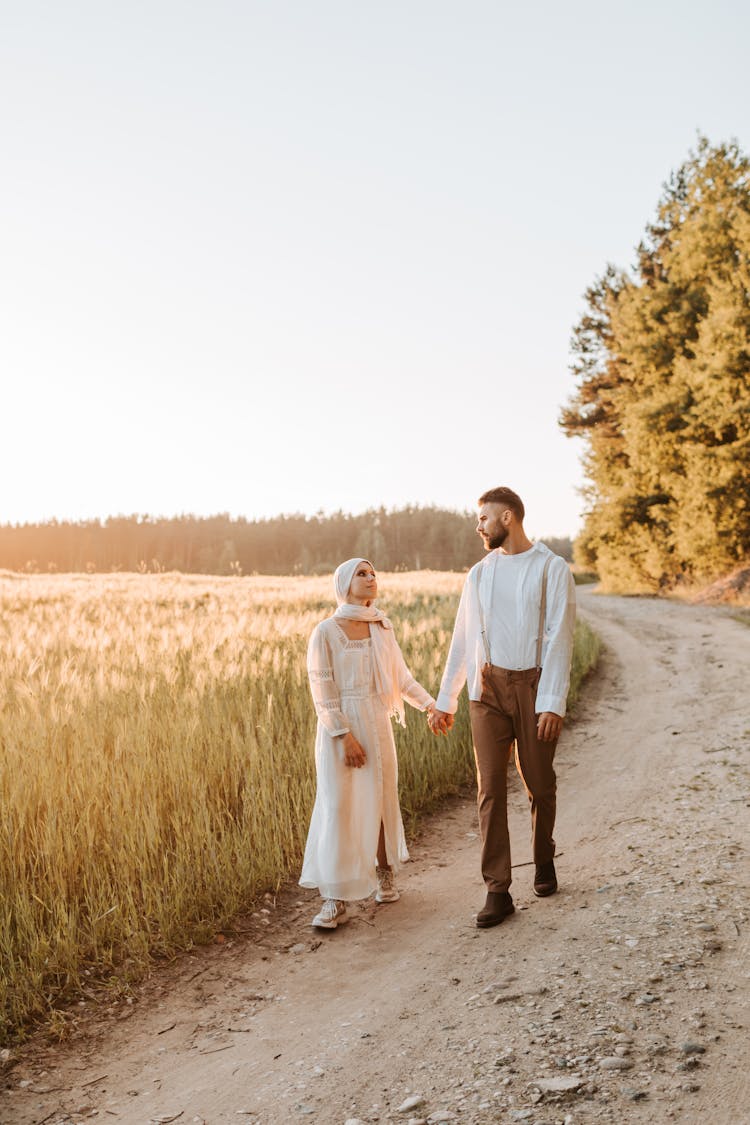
[
  {"xmin": 534, "ymin": 860, "xmax": 558, "ymax": 897},
  {"xmin": 476, "ymin": 891, "xmax": 515, "ymax": 929}
]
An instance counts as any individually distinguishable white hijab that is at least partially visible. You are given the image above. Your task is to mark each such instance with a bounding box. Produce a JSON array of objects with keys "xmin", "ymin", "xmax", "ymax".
[{"xmin": 332, "ymin": 558, "xmax": 405, "ymax": 726}]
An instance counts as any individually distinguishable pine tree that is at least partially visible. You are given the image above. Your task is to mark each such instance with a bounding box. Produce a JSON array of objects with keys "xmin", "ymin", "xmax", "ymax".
[{"xmin": 561, "ymin": 137, "xmax": 750, "ymax": 590}]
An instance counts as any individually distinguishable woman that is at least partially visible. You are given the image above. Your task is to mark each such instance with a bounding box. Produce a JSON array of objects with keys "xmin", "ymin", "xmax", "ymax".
[{"xmin": 299, "ymin": 558, "xmax": 436, "ymax": 929}]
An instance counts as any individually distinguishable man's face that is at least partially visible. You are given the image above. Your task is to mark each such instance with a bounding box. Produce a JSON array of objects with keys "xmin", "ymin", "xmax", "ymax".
[{"xmin": 476, "ymin": 503, "xmax": 510, "ymax": 551}]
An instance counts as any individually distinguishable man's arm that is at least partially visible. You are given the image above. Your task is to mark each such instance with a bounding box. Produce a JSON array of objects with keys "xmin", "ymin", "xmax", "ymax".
[
  {"xmin": 428, "ymin": 573, "xmax": 473, "ymax": 734},
  {"xmin": 535, "ymin": 557, "xmax": 577, "ymax": 720}
]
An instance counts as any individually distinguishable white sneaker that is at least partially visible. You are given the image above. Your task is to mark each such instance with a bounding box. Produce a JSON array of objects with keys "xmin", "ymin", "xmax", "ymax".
[
  {"xmin": 375, "ymin": 866, "xmax": 400, "ymax": 903},
  {"xmin": 311, "ymin": 899, "xmax": 348, "ymax": 929}
]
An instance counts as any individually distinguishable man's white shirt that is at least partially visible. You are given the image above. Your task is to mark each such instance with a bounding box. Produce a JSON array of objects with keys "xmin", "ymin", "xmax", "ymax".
[{"xmin": 435, "ymin": 541, "xmax": 577, "ymax": 717}]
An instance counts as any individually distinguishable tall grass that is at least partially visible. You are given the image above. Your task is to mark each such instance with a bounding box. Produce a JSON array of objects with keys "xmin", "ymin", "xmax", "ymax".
[
  {"xmin": 0, "ymin": 571, "xmax": 598, "ymax": 1041},
  {"xmin": 567, "ymin": 617, "xmax": 601, "ymax": 710}
]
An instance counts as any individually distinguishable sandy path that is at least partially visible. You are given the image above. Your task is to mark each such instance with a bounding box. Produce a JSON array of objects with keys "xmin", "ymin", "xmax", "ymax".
[{"xmin": 2, "ymin": 588, "xmax": 749, "ymax": 1125}]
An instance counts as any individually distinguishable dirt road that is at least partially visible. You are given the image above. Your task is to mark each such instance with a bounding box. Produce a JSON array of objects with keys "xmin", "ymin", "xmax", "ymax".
[{"xmin": 3, "ymin": 588, "xmax": 749, "ymax": 1125}]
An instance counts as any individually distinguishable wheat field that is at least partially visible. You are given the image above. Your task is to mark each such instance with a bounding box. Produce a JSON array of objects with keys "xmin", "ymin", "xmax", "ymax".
[{"xmin": 0, "ymin": 570, "xmax": 598, "ymax": 1042}]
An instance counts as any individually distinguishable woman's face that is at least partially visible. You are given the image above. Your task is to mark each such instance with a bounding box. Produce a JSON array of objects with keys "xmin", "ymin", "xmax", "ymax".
[{"xmin": 348, "ymin": 561, "xmax": 377, "ymax": 604}]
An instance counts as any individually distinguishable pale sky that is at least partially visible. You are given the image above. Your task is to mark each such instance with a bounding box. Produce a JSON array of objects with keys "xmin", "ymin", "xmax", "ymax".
[{"xmin": 2, "ymin": 1, "xmax": 748, "ymax": 537}]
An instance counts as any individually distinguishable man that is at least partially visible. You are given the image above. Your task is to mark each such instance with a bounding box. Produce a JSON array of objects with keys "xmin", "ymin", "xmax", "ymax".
[{"xmin": 429, "ymin": 487, "xmax": 576, "ymax": 928}]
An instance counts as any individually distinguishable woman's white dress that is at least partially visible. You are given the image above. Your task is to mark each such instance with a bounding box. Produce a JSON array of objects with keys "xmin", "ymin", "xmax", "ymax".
[{"xmin": 299, "ymin": 617, "xmax": 434, "ymax": 901}]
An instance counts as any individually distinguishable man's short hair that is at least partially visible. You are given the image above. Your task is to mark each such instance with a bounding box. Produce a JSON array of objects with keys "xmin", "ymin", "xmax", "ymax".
[{"xmin": 477, "ymin": 486, "xmax": 525, "ymax": 521}]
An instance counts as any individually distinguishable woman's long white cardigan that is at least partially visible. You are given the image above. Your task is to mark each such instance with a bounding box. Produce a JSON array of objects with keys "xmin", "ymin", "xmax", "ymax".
[{"xmin": 299, "ymin": 618, "xmax": 434, "ymax": 901}]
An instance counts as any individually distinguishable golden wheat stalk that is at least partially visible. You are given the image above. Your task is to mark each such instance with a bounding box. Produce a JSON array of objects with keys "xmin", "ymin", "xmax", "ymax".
[{"xmin": 0, "ymin": 571, "xmax": 597, "ymax": 1041}]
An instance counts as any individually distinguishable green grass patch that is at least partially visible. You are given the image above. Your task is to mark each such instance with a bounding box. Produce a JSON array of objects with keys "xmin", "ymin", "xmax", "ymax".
[{"xmin": 568, "ymin": 617, "xmax": 601, "ymax": 711}]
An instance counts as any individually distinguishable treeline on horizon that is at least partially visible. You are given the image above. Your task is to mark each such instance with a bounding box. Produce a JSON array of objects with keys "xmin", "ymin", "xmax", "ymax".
[
  {"xmin": 561, "ymin": 136, "xmax": 750, "ymax": 592},
  {"xmin": 0, "ymin": 508, "xmax": 573, "ymax": 576}
]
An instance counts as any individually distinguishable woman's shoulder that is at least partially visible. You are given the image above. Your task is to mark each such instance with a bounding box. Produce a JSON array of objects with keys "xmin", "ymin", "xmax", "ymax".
[
  {"xmin": 310, "ymin": 616, "xmax": 338, "ymax": 640},
  {"xmin": 307, "ymin": 618, "xmax": 339, "ymax": 663}
]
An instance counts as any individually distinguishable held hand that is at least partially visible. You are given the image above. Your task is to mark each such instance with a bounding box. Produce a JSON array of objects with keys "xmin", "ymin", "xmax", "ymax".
[
  {"xmin": 428, "ymin": 708, "xmax": 454, "ymax": 735},
  {"xmin": 341, "ymin": 732, "xmax": 367, "ymax": 768},
  {"xmin": 537, "ymin": 712, "xmax": 563, "ymax": 742}
]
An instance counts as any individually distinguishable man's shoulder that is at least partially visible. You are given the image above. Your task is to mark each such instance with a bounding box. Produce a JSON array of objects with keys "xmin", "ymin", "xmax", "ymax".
[
  {"xmin": 535, "ymin": 543, "xmax": 575, "ymax": 595},
  {"xmin": 535, "ymin": 542, "xmax": 570, "ymax": 568},
  {"xmin": 466, "ymin": 557, "xmax": 492, "ymax": 582}
]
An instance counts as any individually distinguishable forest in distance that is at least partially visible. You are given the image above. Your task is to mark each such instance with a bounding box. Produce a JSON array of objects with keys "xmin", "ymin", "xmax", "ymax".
[{"xmin": 0, "ymin": 508, "xmax": 573, "ymax": 577}]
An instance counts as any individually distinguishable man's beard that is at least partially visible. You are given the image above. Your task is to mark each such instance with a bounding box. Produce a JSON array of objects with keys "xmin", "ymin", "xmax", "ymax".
[{"xmin": 486, "ymin": 526, "xmax": 509, "ymax": 550}]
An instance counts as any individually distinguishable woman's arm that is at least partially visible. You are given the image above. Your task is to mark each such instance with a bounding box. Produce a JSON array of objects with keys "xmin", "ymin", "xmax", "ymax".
[
  {"xmin": 306, "ymin": 624, "xmax": 350, "ymax": 737},
  {"xmin": 307, "ymin": 623, "xmax": 367, "ymax": 766},
  {"xmin": 391, "ymin": 631, "xmax": 436, "ymax": 712}
]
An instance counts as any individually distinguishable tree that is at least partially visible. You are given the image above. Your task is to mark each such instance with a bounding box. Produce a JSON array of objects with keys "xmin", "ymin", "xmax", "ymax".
[{"xmin": 561, "ymin": 137, "xmax": 750, "ymax": 590}]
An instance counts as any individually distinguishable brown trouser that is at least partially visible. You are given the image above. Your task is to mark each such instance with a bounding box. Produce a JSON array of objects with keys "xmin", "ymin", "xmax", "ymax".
[{"xmin": 469, "ymin": 665, "xmax": 557, "ymax": 893}]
